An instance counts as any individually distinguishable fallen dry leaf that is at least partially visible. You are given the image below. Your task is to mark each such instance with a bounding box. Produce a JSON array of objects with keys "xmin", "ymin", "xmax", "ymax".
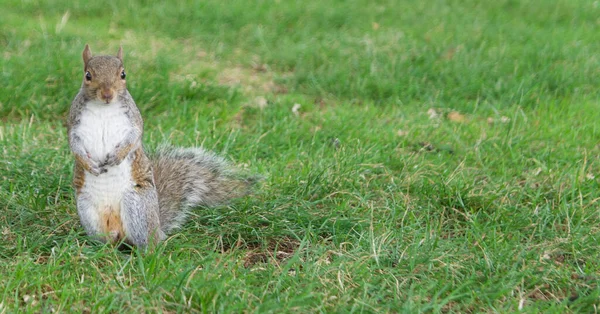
[
  {"xmin": 372, "ymin": 22, "xmax": 380, "ymax": 30},
  {"xmin": 427, "ymin": 108, "xmax": 439, "ymax": 119},
  {"xmin": 292, "ymin": 103, "xmax": 301, "ymax": 116},
  {"xmin": 487, "ymin": 116, "xmax": 511, "ymax": 124},
  {"xmin": 23, "ymin": 295, "xmax": 34, "ymax": 304},
  {"xmin": 397, "ymin": 129, "xmax": 408, "ymax": 137},
  {"xmin": 447, "ymin": 111, "xmax": 466, "ymax": 123},
  {"xmin": 255, "ymin": 96, "xmax": 268, "ymax": 109}
]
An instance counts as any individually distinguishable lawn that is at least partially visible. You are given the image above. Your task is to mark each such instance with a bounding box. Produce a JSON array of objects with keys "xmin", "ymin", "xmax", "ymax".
[{"xmin": 1, "ymin": 0, "xmax": 600, "ymax": 312}]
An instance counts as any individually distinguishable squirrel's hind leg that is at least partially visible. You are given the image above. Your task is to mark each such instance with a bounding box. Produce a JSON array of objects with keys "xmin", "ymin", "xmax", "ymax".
[
  {"xmin": 77, "ymin": 193, "xmax": 122, "ymax": 244},
  {"xmin": 120, "ymin": 187, "xmax": 164, "ymax": 249},
  {"xmin": 77, "ymin": 193, "xmax": 104, "ymax": 240}
]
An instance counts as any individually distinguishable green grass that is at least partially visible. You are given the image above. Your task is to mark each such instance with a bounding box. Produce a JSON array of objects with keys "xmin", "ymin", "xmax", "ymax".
[{"xmin": 1, "ymin": 0, "xmax": 600, "ymax": 312}]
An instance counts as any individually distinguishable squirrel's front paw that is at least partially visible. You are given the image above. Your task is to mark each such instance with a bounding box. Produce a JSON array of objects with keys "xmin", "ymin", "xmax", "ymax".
[
  {"xmin": 82, "ymin": 155, "xmax": 103, "ymax": 176},
  {"xmin": 89, "ymin": 165, "xmax": 104, "ymax": 176},
  {"xmin": 102, "ymin": 152, "xmax": 121, "ymax": 167}
]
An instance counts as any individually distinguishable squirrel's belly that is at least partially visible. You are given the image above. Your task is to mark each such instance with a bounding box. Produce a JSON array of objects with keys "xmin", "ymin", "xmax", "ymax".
[
  {"xmin": 81, "ymin": 159, "xmax": 133, "ymax": 244},
  {"xmin": 81, "ymin": 159, "xmax": 133, "ymax": 205}
]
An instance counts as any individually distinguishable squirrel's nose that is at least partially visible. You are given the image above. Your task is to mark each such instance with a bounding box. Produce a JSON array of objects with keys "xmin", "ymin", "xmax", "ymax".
[{"xmin": 101, "ymin": 89, "xmax": 114, "ymax": 103}]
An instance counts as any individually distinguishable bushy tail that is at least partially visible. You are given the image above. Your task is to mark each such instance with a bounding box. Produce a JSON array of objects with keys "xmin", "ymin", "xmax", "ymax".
[{"xmin": 150, "ymin": 145, "xmax": 255, "ymax": 235}]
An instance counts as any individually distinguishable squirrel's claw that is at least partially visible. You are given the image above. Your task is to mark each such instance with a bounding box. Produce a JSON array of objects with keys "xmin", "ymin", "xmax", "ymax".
[
  {"xmin": 85, "ymin": 156, "xmax": 105, "ymax": 176},
  {"xmin": 88, "ymin": 165, "xmax": 102, "ymax": 176},
  {"xmin": 102, "ymin": 152, "xmax": 121, "ymax": 167}
]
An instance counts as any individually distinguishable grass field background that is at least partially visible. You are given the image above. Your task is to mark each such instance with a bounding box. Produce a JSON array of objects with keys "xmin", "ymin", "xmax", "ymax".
[{"xmin": 1, "ymin": 0, "xmax": 600, "ymax": 312}]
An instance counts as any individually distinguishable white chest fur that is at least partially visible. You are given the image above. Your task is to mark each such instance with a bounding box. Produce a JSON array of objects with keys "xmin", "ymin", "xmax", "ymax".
[
  {"xmin": 77, "ymin": 100, "xmax": 132, "ymax": 161},
  {"xmin": 77, "ymin": 100, "xmax": 134, "ymax": 205}
]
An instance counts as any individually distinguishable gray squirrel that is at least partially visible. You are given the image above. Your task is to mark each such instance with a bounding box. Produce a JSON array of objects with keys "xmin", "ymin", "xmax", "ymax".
[{"xmin": 67, "ymin": 45, "xmax": 253, "ymax": 249}]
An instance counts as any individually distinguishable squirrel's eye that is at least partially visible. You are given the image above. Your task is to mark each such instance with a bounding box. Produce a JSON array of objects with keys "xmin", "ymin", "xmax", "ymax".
[
  {"xmin": 120, "ymin": 70, "xmax": 126, "ymax": 79},
  {"xmin": 85, "ymin": 71, "xmax": 92, "ymax": 81}
]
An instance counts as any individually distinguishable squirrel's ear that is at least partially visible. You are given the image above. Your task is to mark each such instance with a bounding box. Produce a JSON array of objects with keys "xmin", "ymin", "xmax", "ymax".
[
  {"xmin": 82, "ymin": 44, "xmax": 92, "ymax": 66},
  {"xmin": 117, "ymin": 46, "xmax": 123, "ymax": 61}
]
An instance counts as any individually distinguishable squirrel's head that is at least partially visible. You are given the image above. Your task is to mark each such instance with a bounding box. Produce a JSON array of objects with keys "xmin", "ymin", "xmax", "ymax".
[{"xmin": 81, "ymin": 44, "xmax": 127, "ymax": 104}]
